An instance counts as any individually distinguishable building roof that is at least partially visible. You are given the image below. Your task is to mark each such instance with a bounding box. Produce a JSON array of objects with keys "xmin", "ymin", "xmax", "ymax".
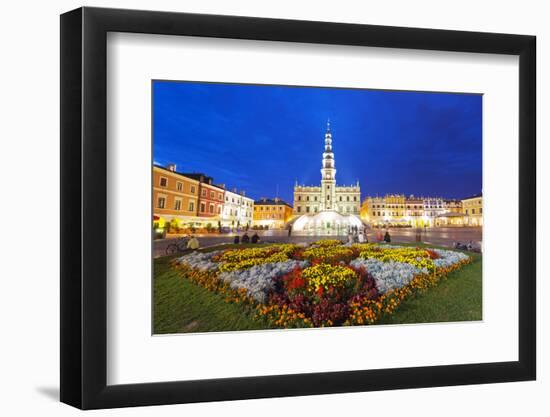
[
  {"xmin": 254, "ymin": 198, "xmax": 293, "ymax": 208},
  {"xmin": 153, "ymin": 164, "xmax": 200, "ymax": 182},
  {"xmin": 462, "ymin": 193, "xmax": 483, "ymax": 201}
]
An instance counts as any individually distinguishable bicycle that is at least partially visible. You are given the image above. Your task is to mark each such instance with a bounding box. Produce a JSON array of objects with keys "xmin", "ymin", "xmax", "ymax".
[{"xmin": 165, "ymin": 235, "xmax": 191, "ymax": 255}]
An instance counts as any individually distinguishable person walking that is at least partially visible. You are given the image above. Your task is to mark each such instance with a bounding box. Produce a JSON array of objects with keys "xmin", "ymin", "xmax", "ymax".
[
  {"xmin": 288, "ymin": 225, "xmax": 292, "ymax": 237},
  {"xmin": 384, "ymin": 230, "xmax": 391, "ymax": 243}
]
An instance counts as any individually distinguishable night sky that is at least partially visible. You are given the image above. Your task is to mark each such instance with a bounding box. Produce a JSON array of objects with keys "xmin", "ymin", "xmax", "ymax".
[{"xmin": 153, "ymin": 81, "xmax": 482, "ymax": 203}]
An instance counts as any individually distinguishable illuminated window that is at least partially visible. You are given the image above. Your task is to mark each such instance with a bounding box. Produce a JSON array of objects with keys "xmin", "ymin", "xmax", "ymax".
[{"xmin": 157, "ymin": 196, "xmax": 166, "ymax": 209}]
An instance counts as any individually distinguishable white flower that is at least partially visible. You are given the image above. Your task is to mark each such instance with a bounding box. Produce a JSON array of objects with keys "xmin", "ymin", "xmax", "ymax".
[
  {"xmin": 218, "ymin": 259, "xmax": 309, "ymax": 303},
  {"xmin": 350, "ymin": 258, "xmax": 420, "ymax": 293},
  {"xmin": 176, "ymin": 250, "xmax": 221, "ymax": 271}
]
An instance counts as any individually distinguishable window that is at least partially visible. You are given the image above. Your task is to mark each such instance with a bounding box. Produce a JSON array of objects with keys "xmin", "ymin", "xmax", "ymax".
[
  {"xmin": 327, "ymin": 195, "xmax": 330, "ymax": 201},
  {"xmin": 314, "ymin": 207, "xmax": 318, "ymax": 212},
  {"xmin": 465, "ymin": 209, "xmax": 469, "ymax": 214},
  {"xmin": 218, "ymin": 205, "xmax": 222, "ymax": 214},
  {"xmin": 200, "ymin": 202, "xmax": 206, "ymax": 213},
  {"xmin": 297, "ymin": 206, "xmax": 301, "ymax": 213},
  {"xmin": 353, "ymin": 196, "xmax": 357, "ymax": 201},
  {"xmin": 174, "ymin": 199, "xmax": 182, "ymax": 211},
  {"xmin": 190, "ymin": 185, "xmax": 196, "ymax": 194},
  {"xmin": 157, "ymin": 196, "xmax": 166, "ymax": 209},
  {"xmin": 201, "ymin": 188, "xmax": 206, "ymax": 197},
  {"xmin": 279, "ymin": 207, "xmax": 282, "ymax": 211},
  {"xmin": 159, "ymin": 177, "xmax": 168, "ymax": 187},
  {"xmin": 306, "ymin": 206, "xmax": 310, "ymax": 213},
  {"xmin": 176, "ymin": 182, "xmax": 183, "ymax": 192},
  {"xmin": 314, "ymin": 196, "xmax": 318, "ymax": 201},
  {"xmin": 210, "ymin": 191, "xmax": 215, "ymax": 199},
  {"xmin": 219, "ymin": 193, "xmax": 223, "ymax": 201},
  {"xmin": 298, "ymin": 196, "xmax": 301, "ymax": 201},
  {"xmin": 480, "ymin": 208, "xmax": 483, "ymax": 214},
  {"xmin": 472, "ymin": 208, "xmax": 476, "ymax": 214},
  {"xmin": 347, "ymin": 196, "xmax": 350, "ymax": 201},
  {"xmin": 339, "ymin": 196, "xmax": 342, "ymax": 201},
  {"xmin": 306, "ymin": 196, "xmax": 310, "ymax": 201},
  {"xmin": 209, "ymin": 204, "xmax": 214, "ymax": 214},
  {"xmin": 188, "ymin": 201, "xmax": 195, "ymax": 212}
]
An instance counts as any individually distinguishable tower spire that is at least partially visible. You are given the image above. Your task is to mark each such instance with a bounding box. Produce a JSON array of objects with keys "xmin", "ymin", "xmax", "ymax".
[{"xmin": 326, "ymin": 118, "xmax": 331, "ymax": 133}]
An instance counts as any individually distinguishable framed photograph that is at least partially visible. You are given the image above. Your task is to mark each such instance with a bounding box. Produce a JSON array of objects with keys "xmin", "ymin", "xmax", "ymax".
[{"xmin": 60, "ymin": 6, "xmax": 536, "ymax": 409}]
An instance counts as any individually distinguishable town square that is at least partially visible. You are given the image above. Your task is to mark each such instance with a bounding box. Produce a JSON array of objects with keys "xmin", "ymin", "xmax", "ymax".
[{"xmin": 152, "ymin": 81, "xmax": 483, "ymax": 333}]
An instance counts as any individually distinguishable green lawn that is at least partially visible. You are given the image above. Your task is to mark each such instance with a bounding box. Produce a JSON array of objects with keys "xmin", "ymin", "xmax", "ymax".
[
  {"xmin": 153, "ymin": 244, "xmax": 482, "ymax": 334},
  {"xmin": 153, "ymin": 252, "xmax": 265, "ymax": 334}
]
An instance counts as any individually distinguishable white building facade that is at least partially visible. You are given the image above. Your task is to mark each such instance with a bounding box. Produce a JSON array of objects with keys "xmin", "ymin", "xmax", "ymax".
[
  {"xmin": 293, "ymin": 122, "xmax": 361, "ymax": 216},
  {"xmin": 221, "ymin": 188, "xmax": 254, "ymax": 228}
]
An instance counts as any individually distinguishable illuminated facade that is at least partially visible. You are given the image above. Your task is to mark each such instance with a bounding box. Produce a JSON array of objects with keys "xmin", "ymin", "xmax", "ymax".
[
  {"xmin": 361, "ymin": 194, "xmax": 481, "ymax": 228},
  {"xmin": 153, "ymin": 165, "xmax": 199, "ymax": 228},
  {"xmin": 253, "ymin": 198, "xmax": 293, "ymax": 229},
  {"xmin": 293, "ymin": 122, "xmax": 361, "ymax": 216},
  {"xmin": 462, "ymin": 193, "xmax": 483, "ymax": 226},
  {"xmin": 221, "ymin": 188, "xmax": 254, "ymax": 228}
]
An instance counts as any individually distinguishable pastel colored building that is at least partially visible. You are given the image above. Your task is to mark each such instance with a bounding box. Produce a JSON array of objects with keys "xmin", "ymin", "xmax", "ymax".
[
  {"xmin": 181, "ymin": 173, "xmax": 225, "ymax": 226},
  {"xmin": 253, "ymin": 198, "xmax": 293, "ymax": 229},
  {"xmin": 462, "ymin": 193, "xmax": 483, "ymax": 226},
  {"xmin": 221, "ymin": 188, "xmax": 254, "ymax": 229},
  {"xmin": 153, "ymin": 164, "xmax": 199, "ymax": 228}
]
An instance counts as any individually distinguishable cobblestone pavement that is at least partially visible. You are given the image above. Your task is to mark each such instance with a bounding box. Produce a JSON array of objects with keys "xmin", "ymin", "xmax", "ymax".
[{"xmin": 153, "ymin": 227, "xmax": 482, "ymax": 258}]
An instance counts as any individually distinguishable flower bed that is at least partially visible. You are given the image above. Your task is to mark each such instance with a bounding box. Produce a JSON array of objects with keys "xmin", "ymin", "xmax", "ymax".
[{"xmin": 174, "ymin": 242, "xmax": 471, "ymax": 329}]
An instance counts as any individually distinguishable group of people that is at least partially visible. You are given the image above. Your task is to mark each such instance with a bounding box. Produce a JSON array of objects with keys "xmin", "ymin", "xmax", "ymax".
[
  {"xmin": 234, "ymin": 232, "xmax": 261, "ymax": 244},
  {"xmin": 347, "ymin": 227, "xmax": 368, "ymax": 244}
]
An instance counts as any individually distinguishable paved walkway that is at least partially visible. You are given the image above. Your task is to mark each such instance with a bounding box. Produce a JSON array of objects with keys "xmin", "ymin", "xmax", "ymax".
[{"xmin": 154, "ymin": 227, "xmax": 482, "ymax": 258}]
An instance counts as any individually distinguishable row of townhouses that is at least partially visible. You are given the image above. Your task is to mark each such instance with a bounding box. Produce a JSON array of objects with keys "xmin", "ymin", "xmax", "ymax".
[
  {"xmin": 153, "ymin": 164, "xmax": 482, "ymax": 232},
  {"xmin": 153, "ymin": 164, "xmax": 295, "ymax": 231},
  {"xmin": 360, "ymin": 193, "xmax": 483, "ymax": 227},
  {"xmin": 153, "ymin": 164, "xmax": 254, "ymax": 230}
]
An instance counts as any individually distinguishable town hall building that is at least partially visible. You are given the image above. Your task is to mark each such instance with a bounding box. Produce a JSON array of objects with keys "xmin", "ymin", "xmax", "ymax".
[{"xmin": 293, "ymin": 121, "xmax": 361, "ymax": 216}]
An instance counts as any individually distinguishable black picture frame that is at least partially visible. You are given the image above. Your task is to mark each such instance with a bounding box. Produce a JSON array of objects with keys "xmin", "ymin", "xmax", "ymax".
[{"xmin": 60, "ymin": 6, "xmax": 536, "ymax": 410}]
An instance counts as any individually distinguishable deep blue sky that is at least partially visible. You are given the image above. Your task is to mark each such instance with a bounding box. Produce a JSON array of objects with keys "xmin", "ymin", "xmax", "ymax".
[{"xmin": 153, "ymin": 81, "xmax": 482, "ymax": 203}]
